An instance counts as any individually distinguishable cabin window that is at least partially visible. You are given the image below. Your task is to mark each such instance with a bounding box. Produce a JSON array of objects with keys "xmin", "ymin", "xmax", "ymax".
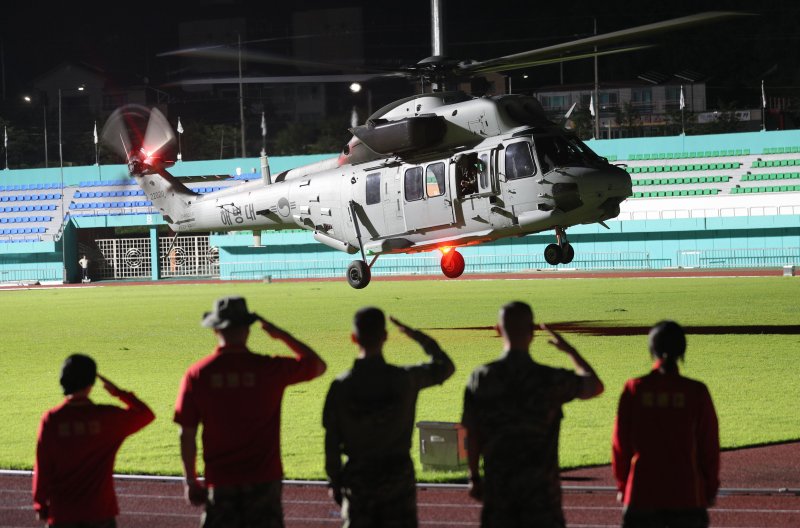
[
  {"xmin": 404, "ymin": 167, "xmax": 424, "ymax": 202},
  {"xmin": 365, "ymin": 172, "xmax": 381, "ymax": 205},
  {"xmin": 505, "ymin": 142, "xmax": 536, "ymax": 180},
  {"xmin": 479, "ymin": 153, "xmax": 489, "ymax": 189},
  {"xmin": 426, "ymin": 162, "xmax": 446, "ymax": 197}
]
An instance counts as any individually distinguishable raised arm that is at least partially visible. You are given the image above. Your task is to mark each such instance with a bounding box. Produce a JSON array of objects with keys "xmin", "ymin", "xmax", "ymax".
[
  {"xmin": 98, "ymin": 374, "xmax": 156, "ymax": 431},
  {"xmin": 540, "ymin": 323, "xmax": 604, "ymax": 399},
  {"xmin": 258, "ymin": 316, "xmax": 327, "ymax": 378},
  {"xmin": 390, "ymin": 316, "xmax": 455, "ymax": 384}
]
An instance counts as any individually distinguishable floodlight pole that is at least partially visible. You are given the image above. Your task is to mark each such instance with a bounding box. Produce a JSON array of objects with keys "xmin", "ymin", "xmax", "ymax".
[
  {"xmin": 58, "ymin": 88, "xmax": 66, "ymax": 282},
  {"xmin": 238, "ymin": 33, "xmax": 246, "ymax": 157},
  {"xmin": 593, "ymin": 18, "xmax": 600, "ymax": 140}
]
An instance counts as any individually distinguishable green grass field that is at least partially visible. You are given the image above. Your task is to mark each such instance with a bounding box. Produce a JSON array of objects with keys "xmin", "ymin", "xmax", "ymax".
[{"xmin": 1, "ymin": 276, "xmax": 798, "ymax": 482}]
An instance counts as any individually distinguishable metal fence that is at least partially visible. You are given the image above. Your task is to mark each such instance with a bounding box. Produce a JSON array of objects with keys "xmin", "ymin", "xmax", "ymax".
[
  {"xmin": 221, "ymin": 251, "xmax": 673, "ymax": 281},
  {"xmin": 159, "ymin": 236, "xmax": 219, "ymax": 278},
  {"xmin": 677, "ymin": 247, "xmax": 800, "ymax": 269},
  {"xmin": 95, "ymin": 236, "xmax": 218, "ymax": 280},
  {"xmin": 0, "ymin": 267, "xmax": 63, "ymax": 284}
]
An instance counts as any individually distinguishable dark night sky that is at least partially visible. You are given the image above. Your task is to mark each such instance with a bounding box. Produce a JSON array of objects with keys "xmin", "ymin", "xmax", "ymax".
[{"xmin": 2, "ymin": 0, "xmax": 799, "ymax": 103}]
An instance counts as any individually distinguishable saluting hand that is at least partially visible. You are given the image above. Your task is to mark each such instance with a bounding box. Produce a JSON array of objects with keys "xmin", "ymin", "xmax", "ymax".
[
  {"xmin": 97, "ymin": 374, "xmax": 125, "ymax": 398},
  {"xmin": 539, "ymin": 323, "xmax": 576, "ymax": 354},
  {"xmin": 257, "ymin": 315, "xmax": 284, "ymax": 339},
  {"xmin": 390, "ymin": 316, "xmax": 431, "ymax": 342}
]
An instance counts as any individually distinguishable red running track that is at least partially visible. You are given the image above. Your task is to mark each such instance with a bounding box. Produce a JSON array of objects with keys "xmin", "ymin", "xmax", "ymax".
[{"xmin": 2, "ymin": 443, "xmax": 798, "ymax": 527}]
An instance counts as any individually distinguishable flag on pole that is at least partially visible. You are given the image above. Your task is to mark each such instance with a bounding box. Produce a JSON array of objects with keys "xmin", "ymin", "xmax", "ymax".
[
  {"xmin": 177, "ymin": 117, "xmax": 184, "ymax": 135},
  {"xmin": 761, "ymin": 80, "xmax": 766, "ymax": 109},
  {"xmin": 261, "ymin": 112, "xmax": 267, "ymax": 137},
  {"xmin": 93, "ymin": 121, "xmax": 98, "ymax": 145},
  {"xmin": 589, "ymin": 94, "xmax": 595, "ymax": 117},
  {"xmin": 679, "ymin": 85, "xmax": 685, "ymax": 110}
]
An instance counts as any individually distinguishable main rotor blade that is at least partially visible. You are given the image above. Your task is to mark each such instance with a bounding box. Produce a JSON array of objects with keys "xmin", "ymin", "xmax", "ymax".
[
  {"xmin": 466, "ymin": 45, "xmax": 654, "ymax": 74},
  {"xmin": 460, "ymin": 11, "xmax": 749, "ymax": 74},
  {"xmin": 159, "ymin": 46, "xmax": 400, "ymax": 76},
  {"xmin": 166, "ymin": 72, "xmax": 407, "ymax": 87}
]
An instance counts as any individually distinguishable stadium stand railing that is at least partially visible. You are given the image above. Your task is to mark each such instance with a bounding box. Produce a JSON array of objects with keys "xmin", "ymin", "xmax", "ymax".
[
  {"xmin": 677, "ymin": 247, "xmax": 800, "ymax": 268},
  {"xmin": 221, "ymin": 252, "xmax": 672, "ymax": 280}
]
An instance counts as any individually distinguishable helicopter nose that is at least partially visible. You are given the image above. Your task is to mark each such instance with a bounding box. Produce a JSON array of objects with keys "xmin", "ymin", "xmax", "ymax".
[{"xmin": 595, "ymin": 166, "xmax": 632, "ymax": 219}]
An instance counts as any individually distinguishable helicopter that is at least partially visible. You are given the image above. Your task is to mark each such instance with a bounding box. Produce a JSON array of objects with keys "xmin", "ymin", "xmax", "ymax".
[{"xmin": 103, "ymin": 10, "xmax": 742, "ymax": 289}]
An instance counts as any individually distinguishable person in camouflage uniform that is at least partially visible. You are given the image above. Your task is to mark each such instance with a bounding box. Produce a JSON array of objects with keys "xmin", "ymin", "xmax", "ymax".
[
  {"xmin": 323, "ymin": 307, "xmax": 455, "ymax": 528},
  {"xmin": 462, "ymin": 301, "xmax": 604, "ymax": 528}
]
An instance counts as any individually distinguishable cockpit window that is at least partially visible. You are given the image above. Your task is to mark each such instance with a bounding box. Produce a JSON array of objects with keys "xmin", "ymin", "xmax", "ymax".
[
  {"xmin": 505, "ymin": 142, "xmax": 537, "ymax": 180},
  {"xmin": 534, "ymin": 134, "xmax": 601, "ymax": 172}
]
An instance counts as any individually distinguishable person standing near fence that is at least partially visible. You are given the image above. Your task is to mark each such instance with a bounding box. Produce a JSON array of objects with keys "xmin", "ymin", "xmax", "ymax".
[
  {"xmin": 33, "ymin": 354, "xmax": 155, "ymax": 526},
  {"xmin": 612, "ymin": 320, "xmax": 719, "ymax": 528},
  {"xmin": 462, "ymin": 301, "xmax": 604, "ymax": 528},
  {"xmin": 323, "ymin": 307, "xmax": 455, "ymax": 527},
  {"xmin": 174, "ymin": 296, "xmax": 326, "ymax": 527}
]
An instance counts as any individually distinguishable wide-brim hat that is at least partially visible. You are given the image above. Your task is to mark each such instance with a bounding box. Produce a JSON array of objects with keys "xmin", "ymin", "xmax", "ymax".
[{"xmin": 201, "ymin": 296, "xmax": 258, "ymax": 329}]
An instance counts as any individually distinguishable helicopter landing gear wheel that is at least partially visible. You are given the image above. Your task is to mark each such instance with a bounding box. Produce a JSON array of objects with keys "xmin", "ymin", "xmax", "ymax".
[
  {"xmin": 544, "ymin": 226, "xmax": 575, "ymax": 266},
  {"xmin": 346, "ymin": 260, "xmax": 371, "ymax": 289},
  {"xmin": 440, "ymin": 250, "xmax": 465, "ymax": 278},
  {"xmin": 560, "ymin": 243, "xmax": 575, "ymax": 264},
  {"xmin": 544, "ymin": 244, "xmax": 563, "ymax": 266}
]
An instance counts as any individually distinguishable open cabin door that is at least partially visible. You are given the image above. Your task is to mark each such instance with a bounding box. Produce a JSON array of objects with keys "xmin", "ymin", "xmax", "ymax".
[{"xmin": 401, "ymin": 160, "xmax": 455, "ymax": 232}]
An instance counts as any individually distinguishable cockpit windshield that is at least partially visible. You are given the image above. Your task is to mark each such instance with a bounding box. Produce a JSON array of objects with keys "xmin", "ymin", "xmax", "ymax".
[{"xmin": 533, "ymin": 134, "xmax": 602, "ymax": 173}]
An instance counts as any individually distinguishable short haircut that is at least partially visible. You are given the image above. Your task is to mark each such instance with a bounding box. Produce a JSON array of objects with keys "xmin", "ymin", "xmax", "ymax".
[
  {"xmin": 649, "ymin": 320, "xmax": 687, "ymax": 362},
  {"xmin": 60, "ymin": 354, "xmax": 97, "ymax": 395},
  {"xmin": 353, "ymin": 306, "xmax": 386, "ymax": 347},
  {"xmin": 499, "ymin": 301, "xmax": 534, "ymax": 337}
]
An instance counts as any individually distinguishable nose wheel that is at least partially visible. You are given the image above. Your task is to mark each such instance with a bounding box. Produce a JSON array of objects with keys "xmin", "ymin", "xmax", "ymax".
[
  {"xmin": 544, "ymin": 227, "xmax": 575, "ymax": 265},
  {"xmin": 440, "ymin": 249, "xmax": 465, "ymax": 278}
]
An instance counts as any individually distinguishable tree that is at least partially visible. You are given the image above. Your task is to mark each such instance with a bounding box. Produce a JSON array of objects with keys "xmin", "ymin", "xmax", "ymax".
[
  {"xmin": 614, "ymin": 102, "xmax": 641, "ymax": 138},
  {"xmin": 695, "ymin": 100, "xmax": 744, "ymax": 135}
]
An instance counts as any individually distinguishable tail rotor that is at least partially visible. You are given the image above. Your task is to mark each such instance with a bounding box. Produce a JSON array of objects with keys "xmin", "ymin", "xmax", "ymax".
[{"xmin": 102, "ymin": 105, "xmax": 176, "ymax": 176}]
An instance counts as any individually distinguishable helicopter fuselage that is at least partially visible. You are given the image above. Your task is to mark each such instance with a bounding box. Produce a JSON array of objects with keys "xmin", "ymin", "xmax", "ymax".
[{"xmin": 132, "ymin": 94, "xmax": 631, "ymax": 287}]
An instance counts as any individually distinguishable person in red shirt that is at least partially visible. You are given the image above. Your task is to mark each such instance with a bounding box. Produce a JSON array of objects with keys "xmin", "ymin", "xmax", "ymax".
[
  {"xmin": 612, "ymin": 320, "xmax": 720, "ymax": 528},
  {"xmin": 174, "ymin": 296, "xmax": 326, "ymax": 528},
  {"xmin": 33, "ymin": 354, "xmax": 155, "ymax": 527}
]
